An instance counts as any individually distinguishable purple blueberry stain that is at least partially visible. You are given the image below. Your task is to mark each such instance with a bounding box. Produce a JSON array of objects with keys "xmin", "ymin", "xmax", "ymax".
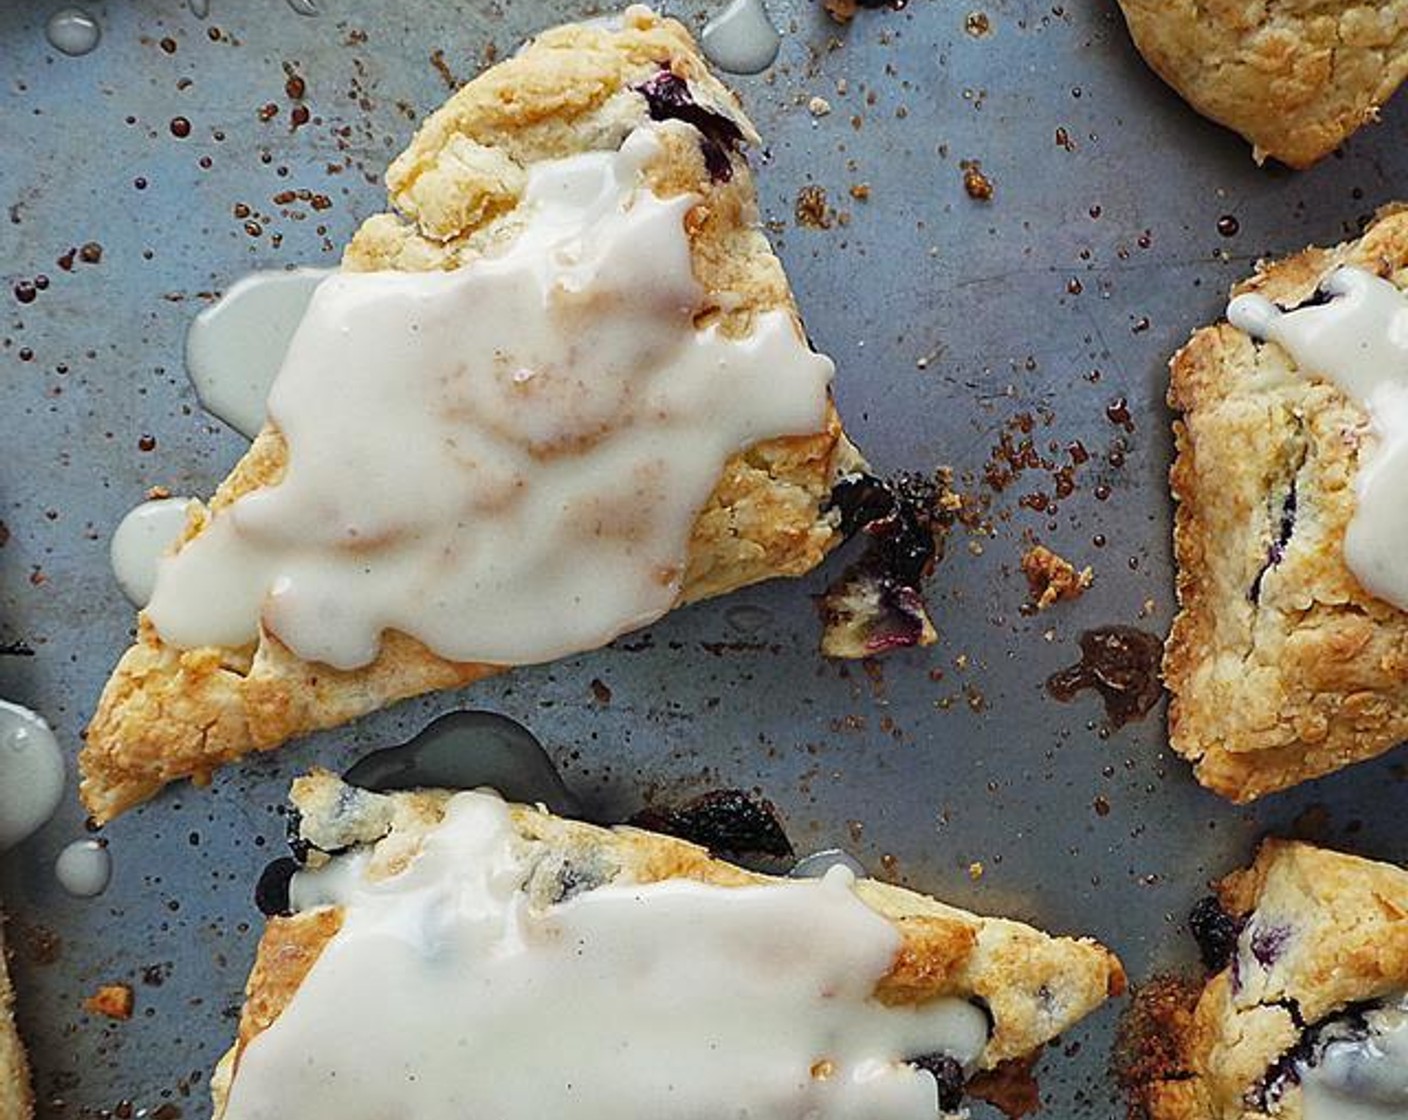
[
  {"xmin": 1248, "ymin": 921, "xmax": 1292, "ymax": 969},
  {"xmin": 633, "ymin": 68, "xmax": 745, "ymax": 182}
]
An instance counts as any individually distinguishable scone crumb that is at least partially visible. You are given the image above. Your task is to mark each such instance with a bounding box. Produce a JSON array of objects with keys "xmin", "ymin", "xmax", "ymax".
[
  {"xmin": 808, "ymin": 96, "xmax": 832, "ymax": 117},
  {"xmin": 1114, "ymin": 976, "xmax": 1202, "ymax": 1112},
  {"xmin": 794, "ymin": 185, "xmax": 834, "ymax": 229},
  {"xmin": 145, "ymin": 485, "xmax": 171, "ymax": 500},
  {"xmin": 822, "ymin": 0, "xmax": 860, "ymax": 23},
  {"xmin": 849, "ymin": 182, "xmax": 871, "ymax": 201},
  {"xmin": 960, "ymin": 160, "xmax": 994, "ymax": 201},
  {"xmin": 84, "ymin": 983, "xmax": 133, "ymax": 1020},
  {"xmin": 968, "ymin": 861, "xmax": 984, "ymax": 881},
  {"xmin": 1022, "ymin": 545, "xmax": 1092, "ymax": 609}
]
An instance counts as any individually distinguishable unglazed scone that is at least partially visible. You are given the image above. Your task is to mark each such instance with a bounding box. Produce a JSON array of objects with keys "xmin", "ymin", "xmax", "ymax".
[
  {"xmin": 1166, "ymin": 206, "xmax": 1408, "ymax": 802},
  {"xmin": 82, "ymin": 8, "xmax": 860, "ymax": 823},
  {"xmin": 1120, "ymin": 840, "xmax": 1408, "ymax": 1120},
  {"xmin": 1114, "ymin": 0, "xmax": 1408, "ymax": 169},
  {"xmin": 210, "ymin": 772, "xmax": 1124, "ymax": 1120},
  {"xmin": 0, "ymin": 919, "xmax": 33, "ymax": 1120}
]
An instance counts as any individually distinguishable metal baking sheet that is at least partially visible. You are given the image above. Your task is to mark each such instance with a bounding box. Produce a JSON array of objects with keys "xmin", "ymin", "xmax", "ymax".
[{"xmin": 3, "ymin": 1, "xmax": 1407, "ymax": 1116}]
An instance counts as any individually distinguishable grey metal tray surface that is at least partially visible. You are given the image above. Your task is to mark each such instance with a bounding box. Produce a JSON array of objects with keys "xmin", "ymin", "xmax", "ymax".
[{"xmin": 3, "ymin": 1, "xmax": 1407, "ymax": 1116}]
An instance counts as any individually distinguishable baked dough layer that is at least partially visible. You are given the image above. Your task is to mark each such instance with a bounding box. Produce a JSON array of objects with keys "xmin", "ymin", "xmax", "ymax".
[
  {"xmin": 1166, "ymin": 206, "xmax": 1408, "ymax": 801},
  {"xmin": 210, "ymin": 772, "xmax": 1125, "ymax": 1116},
  {"xmin": 1115, "ymin": 0, "xmax": 1408, "ymax": 168},
  {"xmin": 81, "ymin": 8, "xmax": 857, "ymax": 822},
  {"xmin": 1122, "ymin": 840, "xmax": 1408, "ymax": 1120},
  {"xmin": 0, "ymin": 918, "xmax": 33, "ymax": 1120}
]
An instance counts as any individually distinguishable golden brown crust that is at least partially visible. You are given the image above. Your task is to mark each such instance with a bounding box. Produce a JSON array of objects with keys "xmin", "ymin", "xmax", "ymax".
[
  {"xmin": 1121, "ymin": 840, "xmax": 1408, "ymax": 1120},
  {"xmin": 81, "ymin": 8, "xmax": 858, "ymax": 822},
  {"xmin": 1115, "ymin": 0, "xmax": 1408, "ymax": 168},
  {"xmin": 211, "ymin": 774, "xmax": 1125, "ymax": 1116},
  {"xmin": 0, "ymin": 919, "xmax": 32, "ymax": 1120},
  {"xmin": 1165, "ymin": 205, "xmax": 1408, "ymax": 801},
  {"xmin": 1021, "ymin": 544, "xmax": 1092, "ymax": 610}
]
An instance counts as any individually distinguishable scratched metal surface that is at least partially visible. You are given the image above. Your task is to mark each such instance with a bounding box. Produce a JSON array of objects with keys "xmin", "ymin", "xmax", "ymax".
[{"xmin": 3, "ymin": 0, "xmax": 1408, "ymax": 1116}]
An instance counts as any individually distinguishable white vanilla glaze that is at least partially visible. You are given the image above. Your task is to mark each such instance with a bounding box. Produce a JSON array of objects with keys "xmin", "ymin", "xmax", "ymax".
[
  {"xmin": 1229, "ymin": 268, "xmax": 1408, "ymax": 610},
  {"xmin": 221, "ymin": 791, "xmax": 989, "ymax": 1120},
  {"xmin": 55, "ymin": 839, "xmax": 112, "ymax": 898},
  {"xmin": 185, "ymin": 267, "xmax": 334, "ymax": 439},
  {"xmin": 0, "ymin": 700, "xmax": 65, "ymax": 850},
  {"xmin": 701, "ymin": 0, "xmax": 782, "ymax": 75},
  {"xmin": 1298, "ymin": 994, "xmax": 1408, "ymax": 1119},
  {"xmin": 110, "ymin": 497, "xmax": 193, "ymax": 607},
  {"xmin": 146, "ymin": 128, "xmax": 831, "ymax": 669}
]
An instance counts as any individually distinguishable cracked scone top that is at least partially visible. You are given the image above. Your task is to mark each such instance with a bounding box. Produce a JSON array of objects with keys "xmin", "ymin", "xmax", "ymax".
[
  {"xmin": 82, "ymin": 7, "xmax": 860, "ymax": 822},
  {"xmin": 1120, "ymin": 840, "xmax": 1408, "ymax": 1120},
  {"xmin": 211, "ymin": 773, "xmax": 1125, "ymax": 1119},
  {"xmin": 1166, "ymin": 207, "xmax": 1408, "ymax": 801},
  {"xmin": 1114, "ymin": 0, "xmax": 1408, "ymax": 169}
]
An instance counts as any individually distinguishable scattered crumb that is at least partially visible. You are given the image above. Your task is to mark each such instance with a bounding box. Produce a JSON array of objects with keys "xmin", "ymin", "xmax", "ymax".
[
  {"xmin": 428, "ymin": 48, "xmax": 458, "ymax": 92},
  {"xmin": 145, "ymin": 485, "xmax": 171, "ymax": 500},
  {"xmin": 965, "ymin": 11, "xmax": 991, "ymax": 36},
  {"xmin": 794, "ymin": 185, "xmax": 834, "ymax": 229},
  {"xmin": 848, "ymin": 182, "xmax": 871, "ymax": 201},
  {"xmin": 85, "ymin": 983, "xmax": 134, "ymax": 1020},
  {"xmin": 961, "ymin": 160, "xmax": 994, "ymax": 201},
  {"xmin": 1114, "ymin": 976, "xmax": 1203, "ymax": 1112},
  {"xmin": 822, "ymin": 0, "xmax": 860, "ymax": 22},
  {"xmin": 1022, "ymin": 545, "xmax": 1093, "ymax": 610},
  {"xmin": 968, "ymin": 861, "xmax": 984, "ymax": 880},
  {"xmin": 808, "ymin": 95, "xmax": 832, "ymax": 117}
]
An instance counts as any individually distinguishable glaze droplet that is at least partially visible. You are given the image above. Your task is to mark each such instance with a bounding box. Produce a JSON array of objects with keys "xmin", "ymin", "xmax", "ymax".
[
  {"xmin": 187, "ymin": 0, "xmax": 211, "ymax": 17},
  {"xmin": 111, "ymin": 497, "xmax": 192, "ymax": 607},
  {"xmin": 45, "ymin": 8, "xmax": 101, "ymax": 57},
  {"xmin": 185, "ymin": 268, "xmax": 332, "ymax": 438},
  {"xmin": 0, "ymin": 701, "xmax": 65, "ymax": 850},
  {"xmin": 789, "ymin": 848, "xmax": 867, "ymax": 879},
  {"xmin": 55, "ymin": 839, "xmax": 112, "ymax": 898},
  {"xmin": 285, "ymin": 0, "xmax": 319, "ymax": 15},
  {"xmin": 700, "ymin": 0, "xmax": 781, "ymax": 75}
]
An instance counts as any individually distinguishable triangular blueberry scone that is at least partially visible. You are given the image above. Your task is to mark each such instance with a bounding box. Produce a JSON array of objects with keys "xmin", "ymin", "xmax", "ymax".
[
  {"xmin": 1166, "ymin": 208, "xmax": 1408, "ymax": 800},
  {"xmin": 1119, "ymin": 840, "xmax": 1408, "ymax": 1119},
  {"xmin": 0, "ymin": 918, "xmax": 33, "ymax": 1120},
  {"xmin": 1115, "ymin": 0, "xmax": 1408, "ymax": 168},
  {"xmin": 210, "ymin": 773, "xmax": 1125, "ymax": 1119},
  {"xmin": 82, "ymin": 8, "xmax": 859, "ymax": 822}
]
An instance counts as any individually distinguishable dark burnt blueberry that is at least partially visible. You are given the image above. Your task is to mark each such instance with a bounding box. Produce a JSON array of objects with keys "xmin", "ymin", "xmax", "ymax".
[
  {"xmin": 827, "ymin": 473, "xmax": 897, "ymax": 537},
  {"xmin": 909, "ymin": 1053, "xmax": 966, "ymax": 1112},
  {"xmin": 1288, "ymin": 286, "xmax": 1337, "ymax": 311},
  {"xmin": 1249, "ymin": 922, "xmax": 1291, "ymax": 968},
  {"xmin": 630, "ymin": 789, "xmax": 794, "ymax": 860},
  {"xmin": 1250, "ymin": 482, "xmax": 1298, "ymax": 602},
  {"xmin": 633, "ymin": 68, "xmax": 745, "ymax": 182},
  {"xmin": 254, "ymin": 857, "xmax": 302, "ymax": 917},
  {"xmin": 1188, "ymin": 895, "xmax": 1242, "ymax": 972},
  {"xmin": 1045, "ymin": 626, "xmax": 1164, "ymax": 729}
]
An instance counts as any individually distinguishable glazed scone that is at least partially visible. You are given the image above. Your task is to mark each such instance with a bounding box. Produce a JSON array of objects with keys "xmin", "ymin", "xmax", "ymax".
[
  {"xmin": 1166, "ymin": 206, "xmax": 1408, "ymax": 801},
  {"xmin": 0, "ymin": 919, "xmax": 33, "ymax": 1120},
  {"xmin": 210, "ymin": 772, "xmax": 1124, "ymax": 1119},
  {"xmin": 1114, "ymin": 0, "xmax": 1408, "ymax": 169},
  {"xmin": 82, "ymin": 7, "xmax": 860, "ymax": 823},
  {"xmin": 1120, "ymin": 840, "xmax": 1408, "ymax": 1120}
]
